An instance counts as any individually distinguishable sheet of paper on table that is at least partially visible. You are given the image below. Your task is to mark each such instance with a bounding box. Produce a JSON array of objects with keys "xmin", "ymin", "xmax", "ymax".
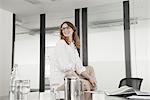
[{"xmin": 127, "ymin": 95, "xmax": 150, "ymax": 99}]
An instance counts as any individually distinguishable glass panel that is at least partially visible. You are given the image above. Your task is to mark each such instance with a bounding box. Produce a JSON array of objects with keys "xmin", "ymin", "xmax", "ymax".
[
  {"xmin": 130, "ymin": 0, "xmax": 150, "ymax": 91},
  {"xmin": 15, "ymin": 15, "xmax": 40, "ymax": 91},
  {"xmin": 45, "ymin": 10, "xmax": 74, "ymax": 90},
  {"xmin": 88, "ymin": 2, "xmax": 125, "ymax": 91}
]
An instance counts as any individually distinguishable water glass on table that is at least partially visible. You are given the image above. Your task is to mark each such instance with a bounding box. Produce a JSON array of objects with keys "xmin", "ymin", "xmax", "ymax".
[{"xmin": 14, "ymin": 80, "xmax": 30, "ymax": 100}]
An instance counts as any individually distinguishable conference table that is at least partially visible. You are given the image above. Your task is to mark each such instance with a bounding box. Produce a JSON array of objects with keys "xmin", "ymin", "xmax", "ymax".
[{"xmin": 1, "ymin": 91, "xmax": 142, "ymax": 100}]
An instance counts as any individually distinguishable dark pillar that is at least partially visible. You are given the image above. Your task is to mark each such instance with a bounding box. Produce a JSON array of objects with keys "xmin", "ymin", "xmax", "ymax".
[
  {"xmin": 82, "ymin": 8, "xmax": 88, "ymax": 66},
  {"xmin": 12, "ymin": 14, "xmax": 16, "ymax": 71},
  {"xmin": 123, "ymin": 1, "xmax": 131, "ymax": 78},
  {"xmin": 40, "ymin": 14, "xmax": 45, "ymax": 92},
  {"xmin": 75, "ymin": 9, "xmax": 80, "ymax": 55}
]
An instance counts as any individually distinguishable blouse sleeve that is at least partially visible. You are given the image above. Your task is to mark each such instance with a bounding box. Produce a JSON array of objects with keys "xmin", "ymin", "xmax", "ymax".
[{"xmin": 54, "ymin": 40, "xmax": 75, "ymax": 73}]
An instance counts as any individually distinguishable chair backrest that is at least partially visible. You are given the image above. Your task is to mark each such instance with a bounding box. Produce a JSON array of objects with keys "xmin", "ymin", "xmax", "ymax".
[{"xmin": 119, "ymin": 78, "xmax": 143, "ymax": 90}]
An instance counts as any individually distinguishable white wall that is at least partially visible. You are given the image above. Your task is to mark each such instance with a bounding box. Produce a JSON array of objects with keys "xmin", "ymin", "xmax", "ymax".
[
  {"xmin": 130, "ymin": 20, "xmax": 150, "ymax": 92},
  {"xmin": 0, "ymin": 8, "xmax": 12, "ymax": 96},
  {"xmin": 14, "ymin": 33, "xmax": 60, "ymax": 89},
  {"xmin": 14, "ymin": 34, "xmax": 40, "ymax": 89},
  {"xmin": 130, "ymin": 0, "xmax": 150, "ymax": 92},
  {"xmin": 88, "ymin": 20, "xmax": 150, "ymax": 92},
  {"xmin": 88, "ymin": 27, "xmax": 126, "ymax": 91},
  {"xmin": 87, "ymin": 2, "xmax": 126, "ymax": 91}
]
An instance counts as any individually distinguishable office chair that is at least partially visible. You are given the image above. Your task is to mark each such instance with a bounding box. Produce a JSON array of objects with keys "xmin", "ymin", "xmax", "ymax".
[{"xmin": 118, "ymin": 78, "xmax": 143, "ymax": 90}]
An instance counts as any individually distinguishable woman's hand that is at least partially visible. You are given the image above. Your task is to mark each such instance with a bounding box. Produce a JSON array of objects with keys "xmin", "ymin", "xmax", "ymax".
[
  {"xmin": 81, "ymin": 71, "xmax": 97, "ymax": 88},
  {"xmin": 89, "ymin": 76, "xmax": 97, "ymax": 87}
]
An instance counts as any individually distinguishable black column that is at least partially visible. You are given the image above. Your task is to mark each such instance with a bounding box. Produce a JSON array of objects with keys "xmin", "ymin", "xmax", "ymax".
[
  {"xmin": 75, "ymin": 9, "xmax": 80, "ymax": 55},
  {"xmin": 40, "ymin": 14, "xmax": 45, "ymax": 92},
  {"xmin": 123, "ymin": 1, "xmax": 131, "ymax": 78},
  {"xmin": 82, "ymin": 8, "xmax": 88, "ymax": 66},
  {"xmin": 75, "ymin": 9, "xmax": 80, "ymax": 38},
  {"xmin": 12, "ymin": 14, "xmax": 16, "ymax": 71}
]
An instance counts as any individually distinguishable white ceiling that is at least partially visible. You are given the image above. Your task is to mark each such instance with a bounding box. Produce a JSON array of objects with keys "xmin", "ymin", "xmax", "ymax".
[
  {"xmin": 1, "ymin": 0, "xmax": 149, "ymax": 37},
  {"xmin": 0, "ymin": 0, "xmax": 125, "ymax": 18},
  {"xmin": 2, "ymin": 0, "xmax": 140, "ymax": 35}
]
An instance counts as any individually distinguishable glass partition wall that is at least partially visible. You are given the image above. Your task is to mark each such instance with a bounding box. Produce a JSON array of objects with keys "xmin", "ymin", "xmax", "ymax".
[
  {"xmin": 14, "ymin": 15, "xmax": 40, "ymax": 91},
  {"xmin": 130, "ymin": 0, "xmax": 150, "ymax": 91},
  {"xmin": 88, "ymin": 2, "xmax": 126, "ymax": 91},
  {"xmin": 14, "ymin": 0, "xmax": 150, "ymax": 92},
  {"xmin": 14, "ymin": 11, "xmax": 75, "ymax": 91},
  {"xmin": 44, "ymin": 2, "xmax": 128, "ymax": 91}
]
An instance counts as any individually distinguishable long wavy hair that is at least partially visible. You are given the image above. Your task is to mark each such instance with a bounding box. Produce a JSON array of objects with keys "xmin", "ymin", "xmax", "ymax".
[{"xmin": 60, "ymin": 21, "xmax": 80, "ymax": 49}]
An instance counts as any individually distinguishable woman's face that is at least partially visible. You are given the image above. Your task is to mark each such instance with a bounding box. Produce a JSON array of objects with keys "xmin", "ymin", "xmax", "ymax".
[{"xmin": 61, "ymin": 23, "xmax": 74, "ymax": 37}]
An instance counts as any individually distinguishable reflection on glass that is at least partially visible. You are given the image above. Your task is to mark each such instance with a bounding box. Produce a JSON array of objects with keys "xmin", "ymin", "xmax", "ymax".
[
  {"xmin": 130, "ymin": 0, "xmax": 150, "ymax": 91},
  {"xmin": 14, "ymin": 15, "xmax": 40, "ymax": 91},
  {"xmin": 14, "ymin": 80, "xmax": 30, "ymax": 100},
  {"xmin": 88, "ymin": 2, "xmax": 125, "ymax": 91}
]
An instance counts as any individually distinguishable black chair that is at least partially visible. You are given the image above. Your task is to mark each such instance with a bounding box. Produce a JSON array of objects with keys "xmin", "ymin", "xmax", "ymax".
[{"xmin": 119, "ymin": 78, "xmax": 143, "ymax": 90}]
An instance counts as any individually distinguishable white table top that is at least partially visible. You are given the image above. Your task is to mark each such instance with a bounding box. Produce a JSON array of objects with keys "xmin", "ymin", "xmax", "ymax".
[{"xmin": 1, "ymin": 90, "xmax": 149, "ymax": 100}]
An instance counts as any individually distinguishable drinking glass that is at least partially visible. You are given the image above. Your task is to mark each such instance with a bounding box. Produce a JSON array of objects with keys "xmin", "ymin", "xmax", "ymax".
[{"xmin": 14, "ymin": 80, "xmax": 30, "ymax": 100}]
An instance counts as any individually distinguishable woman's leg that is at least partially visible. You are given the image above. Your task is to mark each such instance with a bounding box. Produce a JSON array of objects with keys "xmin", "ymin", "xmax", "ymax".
[
  {"xmin": 81, "ymin": 66, "xmax": 97, "ymax": 90},
  {"xmin": 85, "ymin": 65, "xmax": 96, "ymax": 79},
  {"xmin": 80, "ymin": 66, "xmax": 97, "ymax": 100},
  {"xmin": 81, "ymin": 79, "xmax": 92, "ymax": 100},
  {"xmin": 84, "ymin": 92, "xmax": 92, "ymax": 100}
]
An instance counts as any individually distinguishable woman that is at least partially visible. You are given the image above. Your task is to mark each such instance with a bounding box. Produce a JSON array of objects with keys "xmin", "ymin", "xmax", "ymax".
[{"xmin": 53, "ymin": 21, "xmax": 96, "ymax": 99}]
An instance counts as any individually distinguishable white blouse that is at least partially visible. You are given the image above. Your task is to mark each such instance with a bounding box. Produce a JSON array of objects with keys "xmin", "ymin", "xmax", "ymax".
[{"xmin": 50, "ymin": 39, "xmax": 85, "ymax": 85}]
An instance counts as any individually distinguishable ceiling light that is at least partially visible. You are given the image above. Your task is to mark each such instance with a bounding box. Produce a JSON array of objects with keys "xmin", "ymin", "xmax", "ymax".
[{"xmin": 24, "ymin": 0, "xmax": 41, "ymax": 5}]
